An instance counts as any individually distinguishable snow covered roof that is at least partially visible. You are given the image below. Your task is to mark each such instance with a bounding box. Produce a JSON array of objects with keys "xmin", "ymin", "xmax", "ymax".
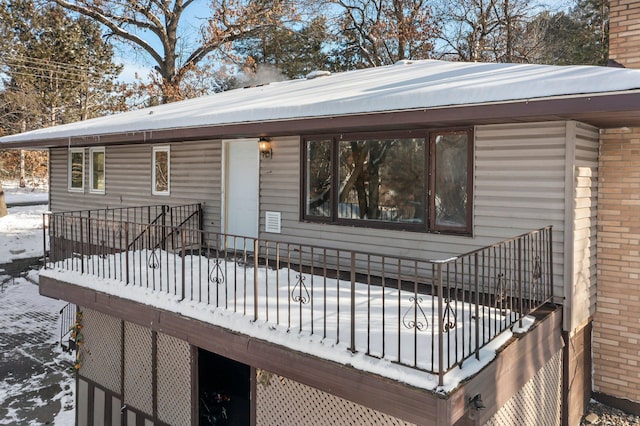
[{"xmin": 2, "ymin": 59, "xmax": 640, "ymax": 146}]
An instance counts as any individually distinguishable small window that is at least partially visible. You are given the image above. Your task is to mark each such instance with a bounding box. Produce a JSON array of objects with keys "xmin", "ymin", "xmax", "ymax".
[
  {"xmin": 90, "ymin": 147, "xmax": 105, "ymax": 194},
  {"xmin": 68, "ymin": 148, "xmax": 84, "ymax": 192},
  {"xmin": 152, "ymin": 145, "xmax": 170, "ymax": 195}
]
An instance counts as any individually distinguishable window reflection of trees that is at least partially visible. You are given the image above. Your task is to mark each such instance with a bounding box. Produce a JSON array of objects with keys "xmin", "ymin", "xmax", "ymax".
[
  {"xmin": 155, "ymin": 151, "xmax": 169, "ymax": 192},
  {"xmin": 92, "ymin": 151, "xmax": 105, "ymax": 191},
  {"xmin": 303, "ymin": 130, "xmax": 471, "ymax": 233},
  {"xmin": 305, "ymin": 139, "xmax": 332, "ymax": 217},
  {"xmin": 434, "ymin": 134, "xmax": 468, "ymax": 228},
  {"xmin": 71, "ymin": 152, "xmax": 83, "ymax": 188},
  {"xmin": 338, "ymin": 138, "xmax": 424, "ymax": 223}
]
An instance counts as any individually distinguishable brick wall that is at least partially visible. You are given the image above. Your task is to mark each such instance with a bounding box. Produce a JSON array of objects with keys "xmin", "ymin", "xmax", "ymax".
[
  {"xmin": 594, "ymin": 127, "xmax": 640, "ymax": 406},
  {"xmin": 609, "ymin": 0, "xmax": 640, "ymax": 68}
]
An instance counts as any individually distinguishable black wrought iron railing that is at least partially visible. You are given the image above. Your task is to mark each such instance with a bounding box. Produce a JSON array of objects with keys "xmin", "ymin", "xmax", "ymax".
[
  {"xmin": 59, "ymin": 302, "xmax": 77, "ymax": 353},
  {"xmin": 43, "ymin": 207, "xmax": 553, "ymax": 386},
  {"xmin": 45, "ymin": 203, "xmax": 202, "ymax": 264}
]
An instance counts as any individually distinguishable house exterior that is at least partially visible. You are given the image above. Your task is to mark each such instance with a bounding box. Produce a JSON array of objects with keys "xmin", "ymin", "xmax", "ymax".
[{"xmin": 2, "ymin": 43, "xmax": 640, "ymax": 426}]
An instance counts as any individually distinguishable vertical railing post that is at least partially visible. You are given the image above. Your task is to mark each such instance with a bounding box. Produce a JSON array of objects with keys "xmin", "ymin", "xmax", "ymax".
[
  {"xmin": 518, "ymin": 237, "xmax": 523, "ymax": 327},
  {"xmin": 254, "ymin": 239, "xmax": 259, "ymax": 322},
  {"xmin": 42, "ymin": 213, "xmax": 48, "ymax": 269},
  {"xmin": 180, "ymin": 229, "xmax": 186, "ymax": 301},
  {"xmin": 350, "ymin": 251, "xmax": 356, "ymax": 353},
  {"xmin": 161, "ymin": 205, "xmax": 167, "ymax": 250},
  {"xmin": 125, "ymin": 223, "xmax": 130, "ymax": 285},
  {"xmin": 437, "ymin": 263, "xmax": 444, "ymax": 387},
  {"xmin": 548, "ymin": 227, "xmax": 554, "ymax": 302},
  {"xmin": 474, "ymin": 253, "xmax": 480, "ymax": 360},
  {"xmin": 79, "ymin": 218, "xmax": 85, "ymax": 274}
]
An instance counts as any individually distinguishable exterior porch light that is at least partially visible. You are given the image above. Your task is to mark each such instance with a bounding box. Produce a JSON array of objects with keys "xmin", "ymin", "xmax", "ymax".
[{"xmin": 259, "ymin": 137, "xmax": 272, "ymax": 159}]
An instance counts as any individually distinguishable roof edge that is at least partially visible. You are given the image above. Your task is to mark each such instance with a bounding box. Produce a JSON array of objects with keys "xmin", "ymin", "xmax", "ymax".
[{"xmin": 3, "ymin": 91, "xmax": 640, "ymax": 149}]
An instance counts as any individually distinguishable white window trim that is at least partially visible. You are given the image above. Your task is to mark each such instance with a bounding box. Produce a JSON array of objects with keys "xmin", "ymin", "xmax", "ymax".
[
  {"xmin": 89, "ymin": 147, "xmax": 106, "ymax": 194},
  {"xmin": 152, "ymin": 145, "xmax": 171, "ymax": 196},
  {"xmin": 68, "ymin": 148, "xmax": 84, "ymax": 192}
]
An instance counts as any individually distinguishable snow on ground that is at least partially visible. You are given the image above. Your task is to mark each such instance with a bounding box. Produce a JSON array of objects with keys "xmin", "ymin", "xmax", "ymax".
[
  {"xmin": 1, "ymin": 184, "xmax": 49, "ymax": 263},
  {"xmin": 0, "ymin": 192, "xmax": 75, "ymax": 425},
  {"xmin": 3, "ymin": 183, "xmax": 48, "ymax": 206},
  {"xmin": 0, "ymin": 204, "xmax": 48, "ymax": 263}
]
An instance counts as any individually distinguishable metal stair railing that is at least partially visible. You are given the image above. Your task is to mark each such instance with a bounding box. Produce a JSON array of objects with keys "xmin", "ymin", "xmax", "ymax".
[{"xmin": 59, "ymin": 302, "xmax": 77, "ymax": 353}]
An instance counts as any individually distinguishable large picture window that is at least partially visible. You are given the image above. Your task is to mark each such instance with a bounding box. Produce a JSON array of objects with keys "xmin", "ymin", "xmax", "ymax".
[
  {"xmin": 90, "ymin": 147, "xmax": 105, "ymax": 194},
  {"xmin": 152, "ymin": 145, "xmax": 170, "ymax": 195},
  {"xmin": 68, "ymin": 148, "xmax": 84, "ymax": 192},
  {"xmin": 302, "ymin": 129, "xmax": 472, "ymax": 234}
]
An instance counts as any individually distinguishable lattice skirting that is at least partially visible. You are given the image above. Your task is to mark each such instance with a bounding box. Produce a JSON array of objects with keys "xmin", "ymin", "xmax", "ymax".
[
  {"xmin": 485, "ymin": 349, "xmax": 563, "ymax": 426},
  {"xmin": 77, "ymin": 308, "xmax": 192, "ymax": 425},
  {"xmin": 157, "ymin": 332, "xmax": 192, "ymax": 426},
  {"xmin": 79, "ymin": 308, "xmax": 122, "ymax": 394},
  {"xmin": 123, "ymin": 322, "xmax": 154, "ymax": 415},
  {"xmin": 255, "ymin": 369, "xmax": 416, "ymax": 426}
]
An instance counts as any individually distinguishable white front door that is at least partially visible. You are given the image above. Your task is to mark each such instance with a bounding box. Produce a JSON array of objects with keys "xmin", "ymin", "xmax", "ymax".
[{"xmin": 223, "ymin": 139, "xmax": 259, "ymax": 250}]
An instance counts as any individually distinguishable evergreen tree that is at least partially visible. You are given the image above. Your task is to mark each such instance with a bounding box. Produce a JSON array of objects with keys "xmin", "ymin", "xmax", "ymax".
[
  {"xmin": 0, "ymin": 1, "xmax": 126, "ymax": 134},
  {"xmin": 235, "ymin": 17, "xmax": 331, "ymax": 80},
  {"xmin": 533, "ymin": 0, "xmax": 608, "ymax": 66}
]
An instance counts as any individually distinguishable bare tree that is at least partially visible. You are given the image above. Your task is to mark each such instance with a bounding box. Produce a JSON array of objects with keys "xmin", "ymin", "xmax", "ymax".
[
  {"xmin": 53, "ymin": 0, "xmax": 292, "ymax": 102},
  {"xmin": 330, "ymin": 0, "xmax": 438, "ymax": 68},
  {"xmin": 436, "ymin": 0, "xmax": 540, "ymax": 63}
]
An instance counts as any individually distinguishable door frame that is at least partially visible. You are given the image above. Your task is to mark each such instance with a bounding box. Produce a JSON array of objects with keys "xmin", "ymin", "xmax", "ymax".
[{"xmin": 221, "ymin": 138, "xmax": 260, "ymax": 240}]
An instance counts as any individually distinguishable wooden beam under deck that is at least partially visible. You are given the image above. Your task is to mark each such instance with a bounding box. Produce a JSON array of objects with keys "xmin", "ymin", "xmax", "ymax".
[{"xmin": 40, "ymin": 275, "xmax": 563, "ymax": 426}]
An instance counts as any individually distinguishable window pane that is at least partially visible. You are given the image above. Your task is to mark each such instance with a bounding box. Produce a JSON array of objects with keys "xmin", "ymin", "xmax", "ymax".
[
  {"xmin": 92, "ymin": 151, "xmax": 105, "ymax": 191},
  {"xmin": 155, "ymin": 150, "xmax": 169, "ymax": 193},
  {"xmin": 434, "ymin": 133, "xmax": 468, "ymax": 228},
  {"xmin": 70, "ymin": 152, "xmax": 83, "ymax": 189},
  {"xmin": 305, "ymin": 139, "xmax": 332, "ymax": 217},
  {"xmin": 338, "ymin": 138, "xmax": 425, "ymax": 223}
]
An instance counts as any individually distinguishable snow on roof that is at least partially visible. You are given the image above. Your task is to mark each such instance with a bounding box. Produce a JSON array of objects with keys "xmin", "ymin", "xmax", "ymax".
[{"xmin": 2, "ymin": 59, "xmax": 640, "ymax": 143}]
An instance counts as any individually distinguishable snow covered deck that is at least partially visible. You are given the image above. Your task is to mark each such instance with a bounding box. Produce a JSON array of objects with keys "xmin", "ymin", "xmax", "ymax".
[{"xmin": 41, "ymin": 206, "xmax": 554, "ymax": 391}]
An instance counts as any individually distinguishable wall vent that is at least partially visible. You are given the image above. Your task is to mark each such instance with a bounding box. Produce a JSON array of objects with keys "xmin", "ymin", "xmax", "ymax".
[{"xmin": 265, "ymin": 211, "xmax": 281, "ymax": 233}]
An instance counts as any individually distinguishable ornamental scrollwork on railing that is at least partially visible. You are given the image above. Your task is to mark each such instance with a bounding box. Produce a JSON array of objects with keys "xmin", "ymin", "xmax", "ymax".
[
  {"xmin": 99, "ymin": 240, "xmax": 108, "ymax": 259},
  {"xmin": 495, "ymin": 272, "xmax": 505, "ymax": 304},
  {"xmin": 291, "ymin": 274, "xmax": 310, "ymax": 304},
  {"xmin": 208, "ymin": 259, "xmax": 225, "ymax": 285},
  {"xmin": 442, "ymin": 298, "xmax": 457, "ymax": 332},
  {"xmin": 148, "ymin": 249, "xmax": 159, "ymax": 269},
  {"xmin": 402, "ymin": 296, "xmax": 429, "ymax": 331},
  {"xmin": 532, "ymin": 255, "xmax": 542, "ymax": 282},
  {"xmin": 495, "ymin": 272, "xmax": 511, "ymax": 315}
]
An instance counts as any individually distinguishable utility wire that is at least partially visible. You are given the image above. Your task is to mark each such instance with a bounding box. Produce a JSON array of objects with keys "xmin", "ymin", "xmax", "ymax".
[
  {"xmin": 0, "ymin": 53, "xmax": 120, "ymax": 82},
  {"xmin": 2, "ymin": 70, "xmax": 105, "ymax": 85},
  {"xmin": 0, "ymin": 56, "xmax": 119, "ymax": 84},
  {"xmin": 1, "ymin": 53, "xmax": 99, "ymax": 72}
]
